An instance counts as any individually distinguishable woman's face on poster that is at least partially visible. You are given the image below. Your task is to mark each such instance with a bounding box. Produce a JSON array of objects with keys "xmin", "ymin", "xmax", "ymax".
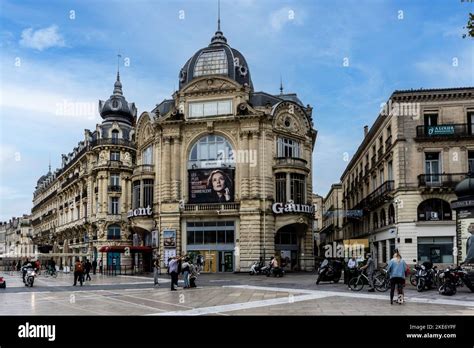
[
  {"xmin": 211, "ymin": 172, "xmax": 225, "ymax": 192},
  {"xmin": 468, "ymin": 223, "xmax": 474, "ymax": 234}
]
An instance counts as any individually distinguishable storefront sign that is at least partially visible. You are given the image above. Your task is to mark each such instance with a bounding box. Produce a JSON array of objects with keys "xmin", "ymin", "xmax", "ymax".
[
  {"xmin": 188, "ymin": 168, "xmax": 234, "ymax": 203},
  {"xmin": 451, "ymin": 200, "xmax": 474, "ymax": 209},
  {"xmin": 272, "ymin": 202, "xmax": 315, "ymax": 215},
  {"xmin": 427, "ymin": 125, "xmax": 455, "ymax": 136},
  {"xmin": 127, "ymin": 205, "xmax": 152, "ymax": 219}
]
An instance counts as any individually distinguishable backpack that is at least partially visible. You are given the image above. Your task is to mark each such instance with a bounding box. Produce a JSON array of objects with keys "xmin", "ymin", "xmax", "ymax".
[{"xmin": 75, "ymin": 263, "xmax": 84, "ymax": 273}]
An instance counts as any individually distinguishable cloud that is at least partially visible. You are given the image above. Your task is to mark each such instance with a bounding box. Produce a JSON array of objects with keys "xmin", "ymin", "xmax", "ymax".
[
  {"xmin": 269, "ymin": 7, "xmax": 303, "ymax": 32},
  {"xmin": 19, "ymin": 25, "xmax": 65, "ymax": 51}
]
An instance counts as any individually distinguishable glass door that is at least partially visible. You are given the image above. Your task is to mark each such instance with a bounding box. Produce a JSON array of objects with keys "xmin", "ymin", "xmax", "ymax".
[{"xmin": 425, "ymin": 153, "xmax": 440, "ymax": 185}]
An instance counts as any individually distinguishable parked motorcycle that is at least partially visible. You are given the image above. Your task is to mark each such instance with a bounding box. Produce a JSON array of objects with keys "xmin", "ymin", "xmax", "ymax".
[
  {"xmin": 249, "ymin": 261, "xmax": 269, "ymax": 275},
  {"xmin": 24, "ymin": 268, "xmax": 37, "ymax": 287},
  {"xmin": 316, "ymin": 259, "xmax": 342, "ymax": 284},
  {"xmin": 439, "ymin": 266, "xmax": 474, "ymax": 296},
  {"xmin": 412, "ymin": 259, "xmax": 437, "ymax": 292},
  {"xmin": 267, "ymin": 266, "xmax": 284, "ymax": 277}
]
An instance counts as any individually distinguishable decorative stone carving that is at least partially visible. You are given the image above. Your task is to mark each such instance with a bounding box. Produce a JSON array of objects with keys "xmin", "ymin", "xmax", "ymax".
[
  {"xmin": 123, "ymin": 152, "xmax": 132, "ymax": 166},
  {"xmin": 98, "ymin": 150, "xmax": 107, "ymax": 165}
]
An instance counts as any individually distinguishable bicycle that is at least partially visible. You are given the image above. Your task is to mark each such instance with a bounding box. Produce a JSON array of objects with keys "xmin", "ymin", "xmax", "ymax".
[
  {"xmin": 349, "ymin": 269, "xmax": 387, "ymax": 292},
  {"xmin": 43, "ymin": 268, "xmax": 58, "ymax": 278}
]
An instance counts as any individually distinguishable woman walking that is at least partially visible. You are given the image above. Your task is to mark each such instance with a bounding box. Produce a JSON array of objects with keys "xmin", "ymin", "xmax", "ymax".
[
  {"xmin": 181, "ymin": 257, "xmax": 190, "ymax": 289},
  {"xmin": 386, "ymin": 250, "xmax": 408, "ymax": 305}
]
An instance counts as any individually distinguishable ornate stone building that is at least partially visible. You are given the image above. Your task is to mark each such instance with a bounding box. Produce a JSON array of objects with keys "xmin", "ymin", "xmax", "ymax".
[
  {"xmin": 31, "ymin": 72, "xmax": 138, "ymax": 270},
  {"xmin": 132, "ymin": 25, "xmax": 317, "ymax": 272},
  {"xmin": 340, "ymin": 87, "xmax": 474, "ymax": 266},
  {"xmin": 31, "ymin": 24, "xmax": 318, "ymax": 273}
]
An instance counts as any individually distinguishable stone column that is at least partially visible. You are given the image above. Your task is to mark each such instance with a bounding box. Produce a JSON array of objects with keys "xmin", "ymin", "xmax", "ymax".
[
  {"xmin": 249, "ymin": 131, "xmax": 259, "ymax": 198},
  {"xmin": 240, "ymin": 132, "xmax": 249, "ymax": 198},
  {"xmin": 162, "ymin": 137, "xmax": 171, "ymax": 201},
  {"xmin": 171, "ymin": 137, "xmax": 181, "ymax": 201},
  {"xmin": 102, "ymin": 174, "xmax": 108, "ymax": 214},
  {"xmin": 121, "ymin": 176, "xmax": 127, "ymax": 214}
]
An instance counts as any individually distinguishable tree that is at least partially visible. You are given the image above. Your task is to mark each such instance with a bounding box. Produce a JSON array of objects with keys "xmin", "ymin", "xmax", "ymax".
[{"xmin": 463, "ymin": 13, "xmax": 474, "ymax": 38}]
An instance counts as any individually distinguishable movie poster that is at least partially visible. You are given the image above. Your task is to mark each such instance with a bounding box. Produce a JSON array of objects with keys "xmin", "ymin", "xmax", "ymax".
[
  {"xmin": 163, "ymin": 229, "xmax": 176, "ymax": 248},
  {"xmin": 188, "ymin": 168, "xmax": 235, "ymax": 203},
  {"xmin": 456, "ymin": 208, "xmax": 474, "ymax": 264}
]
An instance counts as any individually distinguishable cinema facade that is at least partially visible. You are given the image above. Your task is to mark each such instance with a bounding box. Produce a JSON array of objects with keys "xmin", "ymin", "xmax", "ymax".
[{"xmin": 31, "ymin": 25, "xmax": 317, "ymax": 273}]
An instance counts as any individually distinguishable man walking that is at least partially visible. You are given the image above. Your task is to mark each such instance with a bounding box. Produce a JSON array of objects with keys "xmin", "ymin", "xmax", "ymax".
[
  {"xmin": 168, "ymin": 257, "xmax": 179, "ymax": 291},
  {"xmin": 92, "ymin": 259, "xmax": 97, "ymax": 275},
  {"xmin": 84, "ymin": 259, "xmax": 92, "ymax": 281},
  {"xmin": 360, "ymin": 253, "xmax": 375, "ymax": 292},
  {"xmin": 153, "ymin": 259, "xmax": 160, "ymax": 287},
  {"xmin": 73, "ymin": 258, "xmax": 84, "ymax": 286}
]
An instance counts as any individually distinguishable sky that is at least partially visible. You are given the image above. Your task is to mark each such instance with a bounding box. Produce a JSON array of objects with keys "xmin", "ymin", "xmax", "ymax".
[{"xmin": 0, "ymin": 0, "xmax": 473, "ymax": 221}]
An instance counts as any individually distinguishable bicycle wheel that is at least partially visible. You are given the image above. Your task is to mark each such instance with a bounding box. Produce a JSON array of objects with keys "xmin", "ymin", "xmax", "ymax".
[
  {"xmin": 375, "ymin": 275, "xmax": 389, "ymax": 292},
  {"xmin": 348, "ymin": 276, "xmax": 364, "ymax": 291},
  {"xmin": 52, "ymin": 272, "xmax": 58, "ymax": 278}
]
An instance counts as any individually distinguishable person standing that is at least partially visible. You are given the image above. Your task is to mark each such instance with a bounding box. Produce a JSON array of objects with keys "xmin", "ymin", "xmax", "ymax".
[
  {"xmin": 386, "ymin": 251, "xmax": 408, "ymax": 305},
  {"xmin": 92, "ymin": 259, "xmax": 97, "ymax": 275},
  {"xmin": 84, "ymin": 259, "xmax": 92, "ymax": 281},
  {"xmin": 189, "ymin": 261, "xmax": 198, "ymax": 288},
  {"xmin": 153, "ymin": 259, "xmax": 160, "ymax": 287},
  {"xmin": 73, "ymin": 258, "xmax": 84, "ymax": 286},
  {"xmin": 359, "ymin": 253, "xmax": 375, "ymax": 292},
  {"xmin": 99, "ymin": 259, "xmax": 103, "ymax": 274},
  {"xmin": 181, "ymin": 258, "xmax": 190, "ymax": 289},
  {"xmin": 168, "ymin": 257, "xmax": 179, "ymax": 291},
  {"xmin": 345, "ymin": 256, "xmax": 358, "ymax": 285}
]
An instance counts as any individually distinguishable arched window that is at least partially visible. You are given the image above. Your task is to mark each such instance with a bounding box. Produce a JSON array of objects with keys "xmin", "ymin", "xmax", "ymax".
[
  {"xmin": 373, "ymin": 212, "xmax": 378, "ymax": 230},
  {"xmin": 417, "ymin": 199, "xmax": 452, "ymax": 221},
  {"xmin": 380, "ymin": 209, "xmax": 386, "ymax": 227},
  {"xmin": 107, "ymin": 225, "xmax": 121, "ymax": 240},
  {"xmin": 188, "ymin": 135, "xmax": 234, "ymax": 169},
  {"xmin": 388, "ymin": 204, "xmax": 395, "ymax": 224},
  {"xmin": 111, "ymin": 130, "xmax": 119, "ymax": 143}
]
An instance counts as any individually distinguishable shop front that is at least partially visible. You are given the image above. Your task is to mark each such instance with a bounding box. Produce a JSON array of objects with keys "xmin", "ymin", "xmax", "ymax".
[
  {"xmin": 185, "ymin": 220, "xmax": 235, "ymax": 273},
  {"xmin": 274, "ymin": 223, "xmax": 308, "ymax": 272}
]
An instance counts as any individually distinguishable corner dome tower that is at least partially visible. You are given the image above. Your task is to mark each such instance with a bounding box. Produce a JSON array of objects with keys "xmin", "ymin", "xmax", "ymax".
[
  {"xmin": 98, "ymin": 71, "xmax": 137, "ymax": 125},
  {"xmin": 178, "ymin": 13, "xmax": 253, "ymax": 90}
]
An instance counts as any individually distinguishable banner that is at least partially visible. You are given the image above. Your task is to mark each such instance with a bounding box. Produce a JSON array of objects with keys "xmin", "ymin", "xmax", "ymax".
[{"xmin": 188, "ymin": 168, "xmax": 234, "ymax": 203}]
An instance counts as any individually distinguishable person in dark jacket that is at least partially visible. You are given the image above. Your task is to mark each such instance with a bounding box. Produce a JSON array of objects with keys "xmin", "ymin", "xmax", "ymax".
[
  {"xmin": 92, "ymin": 259, "xmax": 97, "ymax": 275},
  {"xmin": 84, "ymin": 259, "xmax": 92, "ymax": 281}
]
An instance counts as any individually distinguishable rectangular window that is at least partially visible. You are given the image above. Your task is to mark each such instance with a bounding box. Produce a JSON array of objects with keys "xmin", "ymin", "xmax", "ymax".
[
  {"xmin": 425, "ymin": 152, "xmax": 440, "ymax": 184},
  {"xmin": 388, "ymin": 161, "xmax": 393, "ymax": 181},
  {"xmin": 468, "ymin": 151, "xmax": 474, "ymax": 173},
  {"xmin": 143, "ymin": 179, "xmax": 154, "ymax": 208},
  {"xmin": 379, "ymin": 169, "xmax": 384, "ymax": 185},
  {"xmin": 110, "ymin": 197, "xmax": 120, "ymax": 215},
  {"xmin": 132, "ymin": 181, "xmax": 141, "ymax": 209},
  {"xmin": 95, "ymin": 194, "xmax": 99, "ymax": 214},
  {"xmin": 186, "ymin": 221, "xmax": 234, "ymax": 245},
  {"xmin": 275, "ymin": 173, "xmax": 287, "ymax": 202},
  {"xmin": 107, "ymin": 226, "xmax": 121, "ymax": 240},
  {"xmin": 424, "ymin": 113, "xmax": 438, "ymax": 127},
  {"xmin": 110, "ymin": 174, "xmax": 120, "ymax": 187},
  {"xmin": 142, "ymin": 146, "xmax": 153, "ymax": 165},
  {"xmin": 188, "ymin": 100, "xmax": 233, "ymax": 118},
  {"xmin": 290, "ymin": 173, "xmax": 305, "ymax": 204},
  {"xmin": 277, "ymin": 137, "xmax": 300, "ymax": 158},
  {"xmin": 417, "ymin": 237, "xmax": 453, "ymax": 263},
  {"xmin": 469, "ymin": 111, "xmax": 474, "ymax": 135},
  {"xmin": 110, "ymin": 151, "xmax": 120, "ymax": 161}
]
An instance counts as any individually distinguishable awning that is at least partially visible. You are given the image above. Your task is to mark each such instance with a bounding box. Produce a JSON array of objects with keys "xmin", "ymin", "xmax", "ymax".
[{"xmin": 98, "ymin": 246, "xmax": 152, "ymax": 253}]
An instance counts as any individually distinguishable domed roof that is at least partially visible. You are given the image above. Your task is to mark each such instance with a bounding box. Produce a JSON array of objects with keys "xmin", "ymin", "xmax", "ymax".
[
  {"xmin": 178, "ymin": 27, "xmax": 253, "ymax": 90},
  {"xmin": 98, "ymin": 72, "xmax": 137, "ymax": 125},
  {"xmin": 455, "ymin": 173, "xmax": 474, "ymax": 198}
]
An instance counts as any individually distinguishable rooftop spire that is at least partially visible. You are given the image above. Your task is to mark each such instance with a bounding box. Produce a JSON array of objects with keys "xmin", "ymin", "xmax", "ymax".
[
  {"xmin": 210, "ymin": 0, "xmax": 227, "ymax": 45},
  {"xmin": 280, "ymin": 75, "xmax": 284, "ymax": 95},
  {"xmin": 113, "ymin": 52, "xmax": 123, "ymax": 96},
  {"xmin": 48, "ymin": 155, "xmax": 51, "ymax": 174}
]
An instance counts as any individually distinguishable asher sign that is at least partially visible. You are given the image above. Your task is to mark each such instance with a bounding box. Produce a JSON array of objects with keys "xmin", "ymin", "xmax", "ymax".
[
  {"xmin": 272, "ymin": 201, "xmax": 315, "ymax": 215},
  {"xmin": 127, "ymin": 205, "xmax": 152, "ymax": 219},
  {"xmin": 427, "ymin": 125, "xmax": 455, "ymax": 136}
]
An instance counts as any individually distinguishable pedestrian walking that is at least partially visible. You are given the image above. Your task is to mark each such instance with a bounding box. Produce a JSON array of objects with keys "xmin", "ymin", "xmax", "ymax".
[
  {"xmin": 168, "ymin": 257, "xmax": 179, "ymax": 291},
  {"xmin": 386, "ymin": 250, "xmax": 408, "ymax": 305},
  {"xmin": 92, "ymin": 259, "xmax": 97, "ymax": 275},
  {"xmin": 189, "ymin": 261, "xmax": 198, "ymax": 288},
  {"xmin": 73, "ymin": 258, "xmax": 84, "ymax": 286},
  {"xmin": 99, "ymin": 259, "xmax": 103, "ymax": 274},
  {"xmin": 153, "ymin": 259, "xmax": 160, "ymax": 287},
  {"xmin": 181, "ymin": 257, "xmax": 190, "ymax": 289},
  {"xmin": 345, "ymin": 256, "xmax": 358, "ymax": 285},
  {"xmin": 84, "ymin": 259, "xmax": 92, "ymax": 281},
  {"xmin": 196, "ymin": 254, "xmax": 203, "ymax": 274},
  {"xmin": 359, "ymin": 253, "xmax": 375, "ymax": 292}
]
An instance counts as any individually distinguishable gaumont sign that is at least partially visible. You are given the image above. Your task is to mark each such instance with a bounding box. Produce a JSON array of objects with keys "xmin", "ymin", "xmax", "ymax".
[
  {"xmin": 127, "ymin": 205, "xmax": 152, "ymax": 219},
  {"xmin": 272, "ymin": 202, "xmax": 315, "ymax": 215}
]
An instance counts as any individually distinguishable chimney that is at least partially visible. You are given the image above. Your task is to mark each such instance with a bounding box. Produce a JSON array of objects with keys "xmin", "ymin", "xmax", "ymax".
[{"xmin": 364, "ymin": 125, "xmax": 369, "ymax": 137}]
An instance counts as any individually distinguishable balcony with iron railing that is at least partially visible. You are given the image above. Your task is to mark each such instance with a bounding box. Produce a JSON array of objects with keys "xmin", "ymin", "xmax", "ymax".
[
  {"xmin": 385, "ymin": 135, "xmax": 392, "ymax": 149},
  {"xmin": 377, "ymin": 146, "xmax": 384, "ymax": 159},
  {"xmin": 416, "ymin": 123, "xmax": 474, "ymax": 140},
  {"xmin": 108, "ymin": 185, "xmax": 122, "ymax": 192},
  {"xmin": 61, "ymin": 174, "xmax": 80, "ymax": 189},
  {"xmin": 90, "ymin": 138, "xmax": 136, "ymax": 148},
  {"xmin": 366, "ymin": 180, "xmax": 395, "ymax": 208},
  {"xmin": 418, "ymin": 173, "xmax": 467, "ymax": 189}
]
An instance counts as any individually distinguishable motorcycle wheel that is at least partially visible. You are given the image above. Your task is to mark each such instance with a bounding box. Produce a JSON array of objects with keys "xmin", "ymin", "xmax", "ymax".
[
  {"xmin": 27, "ymin": 277, "xmax": 34, "ymax": 287},
  {"xmin": 333, "ymin": 277, "xmax": 340, "ymax": 284},
  {"xmin": 417, "ymin": 278, "xmax": 425, "ymax": 292},
  {"xmin": 316, "ymin": 274, "xmax": 322, "ymax": 285},
  {"xmin": 410, "ymin": 274, "xmax": 417, "ymax": 287}
]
